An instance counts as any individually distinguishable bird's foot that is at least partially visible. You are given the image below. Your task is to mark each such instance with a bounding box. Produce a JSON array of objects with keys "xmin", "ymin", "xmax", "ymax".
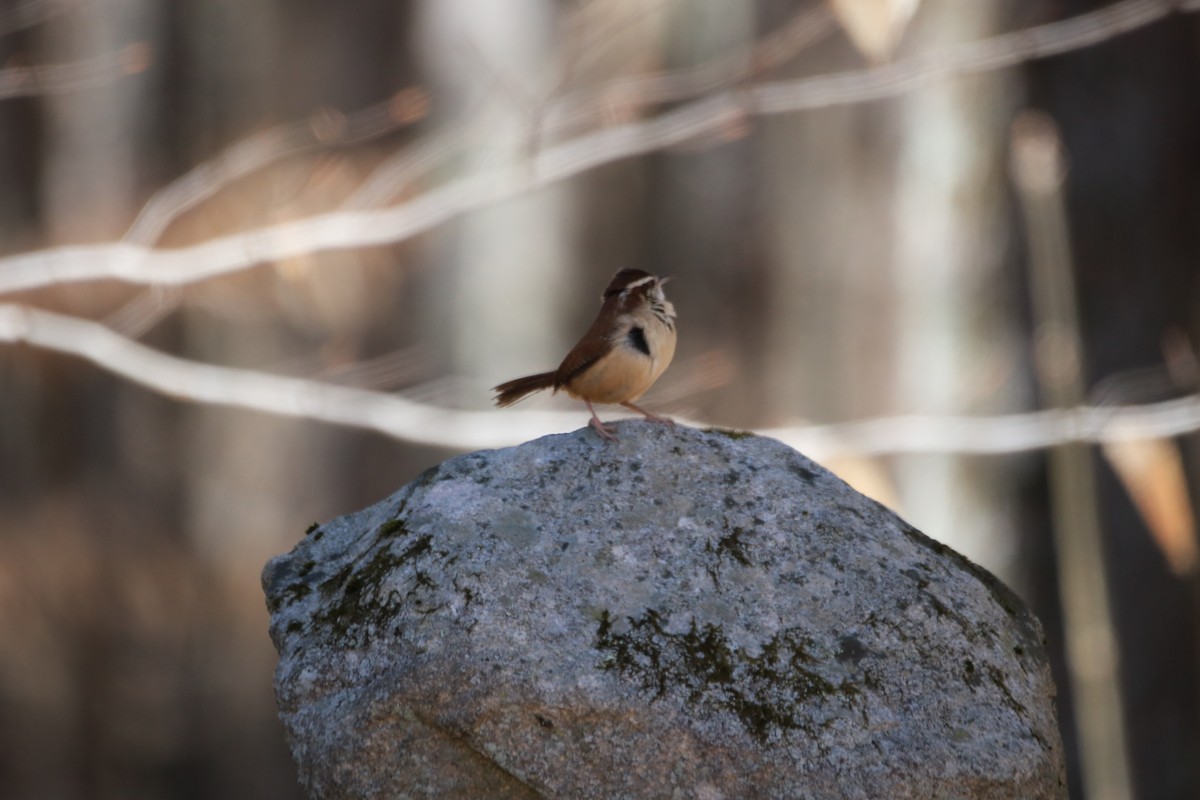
[
  {"xmin": 586, "ymin": 401, "xmax": 620, "ymax": 441},
  {"xmin": 621, "ymin": 401, "xmax": 675, "ymax": 427},
  {"xmin": 589, "ymin": 415, "xmax": 619, "ymax": 442}
]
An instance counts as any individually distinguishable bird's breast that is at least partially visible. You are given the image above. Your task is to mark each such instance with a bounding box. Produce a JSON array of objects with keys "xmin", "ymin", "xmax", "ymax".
[{"xmin": 563, "ymin": 315, "xmax": 676, "ymax": 404}]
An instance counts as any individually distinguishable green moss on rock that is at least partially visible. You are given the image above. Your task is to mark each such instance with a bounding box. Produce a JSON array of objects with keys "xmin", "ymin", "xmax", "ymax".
[
  {"xmin": 595, "ymin": 608, "xmax": 862, "ymax": 743},
  {"xmin": 703, "ymin": 427, "xmax": 756, "ymax": 440},
  {"xmin": 312, "ymin": 516, "xmax": 435, "ymax": 644}
]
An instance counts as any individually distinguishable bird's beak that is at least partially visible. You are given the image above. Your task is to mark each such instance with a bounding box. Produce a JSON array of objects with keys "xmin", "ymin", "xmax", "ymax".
[{"xmin": 659, "ymin": 276, "xmax": 673, "ymax": 285}]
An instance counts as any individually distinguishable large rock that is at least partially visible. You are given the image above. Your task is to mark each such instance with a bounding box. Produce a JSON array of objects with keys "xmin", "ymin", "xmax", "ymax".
[{"xmin": 263, "ymin": 422, "xmax": 1066, "ymax": 799}]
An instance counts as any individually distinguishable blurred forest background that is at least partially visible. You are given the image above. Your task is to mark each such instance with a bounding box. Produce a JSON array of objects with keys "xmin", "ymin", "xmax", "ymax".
[{"xmin": 1, "ymin": 0, "xmax": 1198, "ymax": 798}]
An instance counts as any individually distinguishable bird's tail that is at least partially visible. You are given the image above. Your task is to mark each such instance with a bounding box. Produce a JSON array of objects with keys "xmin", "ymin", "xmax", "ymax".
[{"xmin": 492, "ymin": 371, "xmax": 556, "ymax": 407}]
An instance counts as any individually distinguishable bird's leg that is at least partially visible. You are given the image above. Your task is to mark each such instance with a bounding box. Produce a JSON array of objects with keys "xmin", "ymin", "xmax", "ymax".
[
  {"xmin": 621, "ymin": 401, "xmax": 675, "ymax": 427},
  {"xmin": 586, "ymin": 400, "xmax": 619, "ymax": 441}
]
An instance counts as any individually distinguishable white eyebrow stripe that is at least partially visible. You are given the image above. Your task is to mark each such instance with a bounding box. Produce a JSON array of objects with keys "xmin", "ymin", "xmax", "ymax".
[{"xmin": 624, "ymin": 275, "xmax": 657, "ymax": 290}]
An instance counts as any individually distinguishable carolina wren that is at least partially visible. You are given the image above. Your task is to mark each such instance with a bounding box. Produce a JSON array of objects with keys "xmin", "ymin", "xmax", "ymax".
[{"xmin": 493, "ymin": 269, "xmax": 677, "ymax": 441}]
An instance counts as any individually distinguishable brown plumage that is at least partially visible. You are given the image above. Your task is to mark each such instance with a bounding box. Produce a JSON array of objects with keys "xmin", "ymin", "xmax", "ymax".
[{"xmin": 493, "ymin": 269, "xmax": 677, "ymax": 441}]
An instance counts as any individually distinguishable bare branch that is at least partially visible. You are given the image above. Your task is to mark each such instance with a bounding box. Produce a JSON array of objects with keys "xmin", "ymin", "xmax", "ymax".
[
  {"xmin": 763, "ymin": 399, "xmax": 1200, "ymax": 460},
  {"xmin": 754, "ymin": 0, "xmax": 1186, "ymax": 113},
  {"xmin": 0, "ymin": 42, "xmax": 151, "ymax": 100},
  {"xmin": 102, "ymin": 285, "xmax": 182, "ymax": 338},
  {"xmin": 4, "ymin": 304, "xmax": 1200, "ymax": 458},
  {"xmin": 0, "ymin": 0, "xmax": 1194, "ymax": 295},
  {"xmin": 123, "ymin": 89, "xmax": 431, "ymax": 246},
  {"xmin": 340, "ymin": 94, "xmax": 479, "ymax": 211},
  {"xmin": 0, "ymin": 0, "xmax": 78, "ymax": 38},
  {"xmin": 546, "ymin": 2, "xmax": 839, "ymax": 134},
  {"xmin": 0, "ymin": 304, "xmax": 571, "ymax": 450},
  {"xmin": 339, "ymin": 123, "xmax": 471, "ymax": 210}
]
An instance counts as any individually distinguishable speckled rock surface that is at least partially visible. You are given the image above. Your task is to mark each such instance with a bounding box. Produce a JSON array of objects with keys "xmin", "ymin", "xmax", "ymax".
[{"xmin": 263, "ymin": 422, "xmax": 1066, "ymax": 799}]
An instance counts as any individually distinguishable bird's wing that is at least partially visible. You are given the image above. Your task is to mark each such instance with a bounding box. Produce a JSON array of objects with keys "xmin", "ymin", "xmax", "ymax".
[{"xmin": 554, "ymin": 306, "xmax": 628, "ymax": 389}]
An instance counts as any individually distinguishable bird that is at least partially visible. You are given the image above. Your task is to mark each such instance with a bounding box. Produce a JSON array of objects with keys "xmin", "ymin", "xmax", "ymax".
[{"xmin": 493, "ymin": 268, "xmax": 677, "ymax": 441}]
